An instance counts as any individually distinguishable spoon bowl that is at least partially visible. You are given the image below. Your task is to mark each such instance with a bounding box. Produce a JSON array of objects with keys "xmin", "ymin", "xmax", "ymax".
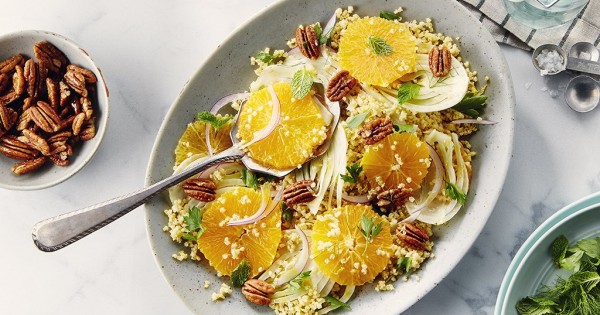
[
  {"xmin": 569, "ymin": 42, "xmax": 600, "ymax": 62},
  {"xmin": 565, "ymin": 75, "xmax": 600, "ymax": 112}
]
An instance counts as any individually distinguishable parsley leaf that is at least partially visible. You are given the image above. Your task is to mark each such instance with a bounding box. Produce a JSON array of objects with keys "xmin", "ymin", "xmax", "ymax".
[
  {"xmin": 345, "ymin": 111, "xmax": 371, "ymax": 128},
  {"xmin": 255, "ymin": 51, "xmax": 274, "ymax": 64},
  {"xmin": 291, "ymin": 69, "xmax": 314, "ymax": 100},
  {"xmin": 358, "ymin": 214, "xmax": 383, "ymax": 245},
  {"xmin": 380, "ymin": 11, "xmax": 400, "ymax": 20},
  {"xmin": 313, "ymin": 23, "xmax": 323, "ymax": 42},
  {"xmin": 197, "ymin": 111, "xmax": 233, "ymax": 131},
  {"xmin": 445, "ymin": 182, "xmax": 466, "ymax": 205},
  {"xmin": 323, "ymin": 296, "xmax": 352, "ymax": 310},
  {"xmin": 452, "ymin": 92, "xmax": 488, "ymax": 117},
  {"xmin": 230, "ymin": 259, "xmax": 251, "ymax": 287},
  {"xmin": 289, "ymin": 271, "xmax": 311, "ymax": 290},
  {"xmin": 397, "ymin": 257, "xmax": 412, "ymax": 274},
  {"xmin": 397, "ymin": 83, "xmax": 421, "ymax": 105},
  {"xmin": 368, "ymin": 35, "xmax": 393, "ymax": 56},
  {"xmin": 340, "ymin": 163, "xmax": 362, "ymax": 183},
  {"xmin": 282, "ymin": 203, "xmax": 293, "ymax": 223},
  {"xmin": 183, "ymin": 206, "xmax": 206, "ymax": 240},
  {"xmin": 393, "ymin": 124, "xmax": 415, "ymax": 133},
  {"xmin": 241, "ymin": 169, "xmax": 258, "ymax": 189}
]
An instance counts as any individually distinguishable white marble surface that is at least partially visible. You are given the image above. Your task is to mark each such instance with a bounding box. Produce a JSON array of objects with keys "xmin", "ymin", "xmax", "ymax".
[{"xmin": 1, "ymin": 1, "xmax": 599, "ymax": 314}]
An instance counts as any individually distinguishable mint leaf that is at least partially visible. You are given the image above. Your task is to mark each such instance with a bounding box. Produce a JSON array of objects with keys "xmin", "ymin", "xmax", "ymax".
[
  {"xmin": 313, "ymin": 23, "xmax": 323, "ymax": 41},
  {"xmin": 516, "ymin": 297, "xmax": 555, "ymax": 315},
  {"xmin": 452, "ymin": 92, "xmax": 488, "ymax": 117},
  {"xmin": 561, "ymin": 249, "xmax": 584, "ymax": 271},
  {"xmin": 393, "ymin": 124, "xmax": 415, "ymax": 133},
  {"xmin": 358, "ymin": 214, "xmax": 383, "ymax": 245},
  {"xmin": 380, "ymin": 11, "xmax": 400, "ymax": 21},
  {"xmin": 289, "ymin": 271, "xmax": 311, "ymax": 290},
  {"xmin": 368, "ymin": 35, "xmax": 393, "ymax": 56},
  {"xmin": 568, "ymin": 271, "xmax": 600, "ymax": 292},
  {"xmin": 397, "ymin": 83, "xmax": 421, "ymax": 105},
  {"xmin": 255, "ymin": 51, "xmax": 274, "ymax": 64},
  {"xmin": 551, "ymin": 235, "xmax": 569, "ymax": 267},
  {"xmin": 445, "ymin": 182, "xmax": 466, "ymax": 205},
  {"xmin": 340, "ymin": 163, "xmax": 362, "ymax": 184},
  {"xmin": 230, "ymin": 259, "xmax": 251, "ymax": 287},
  {"xmin": 576, "ymin": 237, "xmax": 600, "ymax": 259},
  {"xmin": 197, "ymin": 111, "xmax": 233, "ymax": 131},
  {"xmin": 345, "ymin": 111, "xmax": 370, "ymax": 128},
  {"xmin": 241, "ymin": 169, "xmax": 258, "ymax": 189},
  {"xmin": 397, "ymin": 256, "xmax": 412, "ymax": 274},
  {"xmin": 291, "ymin": 69, "xmax": 313, "ymax": 99},
  {"xmin": 323, "ymin": 295, "xmax": 352, "ymax": 310},
  {"xmin": 183, "ymin": 206, "xmax": 206, "ymax": 240}
]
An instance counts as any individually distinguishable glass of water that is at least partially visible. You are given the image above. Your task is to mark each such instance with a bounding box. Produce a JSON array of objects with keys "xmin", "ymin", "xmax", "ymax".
[{"xmin": 503, "ymin": 0, "xmax": 589, "ymax": 29}]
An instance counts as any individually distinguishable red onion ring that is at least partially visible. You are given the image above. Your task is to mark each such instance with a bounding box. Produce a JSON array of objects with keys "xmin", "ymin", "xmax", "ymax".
[
  {"xmin": 204, "ymin": 93, "xmax": 250, "ymax": 156},
  {"xmin": 403, "ymin": 143, "xmax": 444, "ymax": 222},
  {"xmin": 450, "ymin": 118, "xmax": 497, "ymax": 125},
  {"xmin": 341, "ymin": 192, "xmax": 370, "ymax": 204},
  {"xmin": 240, "ymin": 85, "xmax": 281, "ymax": 149}
]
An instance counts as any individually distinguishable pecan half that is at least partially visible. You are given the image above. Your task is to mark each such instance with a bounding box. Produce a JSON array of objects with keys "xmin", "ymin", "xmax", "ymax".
[
  {"xmin": 0, "ymin": 55, "xmax": 24, "ymax": 74},
  {"xmin": 283, "ymin": 180, "xmax": 316, "ymax": 206},
  {"xmin": 19, "ymin": 129, "xmax": 50, "ymax": 156},
  {"xmin": 59, "ymin": 80, "xmax": 71, "ymax": 107},
  {"xmin": 24, "ymin": 59, "xmax": 39, "ymax": 97},
  {"xmin": 64, "ymin": 68, "xmax": 87, "ymax": 96},
  {"xmin": 46, "ymin": 78, "xmax": 59, "ymax": 109},
  {"xmin": 67, "ymin": 64, "xmax": 97, "ymax": 83},
  {"xmin": 13, "ymin": 65, "xmax": 25, "ymax": 96},
  {"xmin": 183, "ymin": 178, "xmax": 217, "ymax": 202},
  {"xmin": 49, "ymin": 147, "xmax": 71, "ymax": 166},
  {"xmin": 0, "ymin": 74, "xmax": 9, "ymax": 93},
  {"xmin": 428, "ymin": 46, "xmax": 452, "ymax": 78},
  {"xmin": 30, "ymin": 101, "xmax": 62, "ymax": 133},
  {"xmin": 12, "ymin": 156, "xmax": 47, "ymax": 175},
  {"xmin": 79, "ymin": 117, "xmax": 96, "ymax": 141},
  {"xmin": 295, "ymin": 24, "xmax": 320, "ymax": 60},
  {"xmin": 72, "ymin": 112, "xmax": 86, "ymax": 136},
  {"xmin": 0, "ymin": 136, "xmax": 38, "ymax": 160},
  {"xmin": 0, "ymin": 106, "xmax": 17, "ymax": 137},
  {"xmin": 359, "ymin": 118, "xmax": 393, "ymax": 145},
  {"xmin": 327, "ymin": 70, "xmax": 358, "ymax": 102},
  {"xmin": 242, "ymin": 279, "xmax": 275, "ymax": 306},
  {"xmin": 34, "ymin": 41, "xmax": 69, "ymax": 74},
  {"xmin": 80, "ymin": 96, "xmax": 93, "ymax": 119},
  {"xmin": 376, "ymin": 188, "xmax": 413, "ymax": 209},
  {"xmin": 0, "ymin": 92, "xmax": 19, "ymax": 106},
  {"xmin": 396, "ymin": 222, "xmax": 429, "ymax": 251}
]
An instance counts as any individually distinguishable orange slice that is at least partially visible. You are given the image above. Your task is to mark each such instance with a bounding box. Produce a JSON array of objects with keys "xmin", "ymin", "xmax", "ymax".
[
  {"xmin": 236, "ymin": 82, "xmax": 328, "ymax": 170},
  {"xmin": 174, "ymin": 120, "xmax": 233, "ymax": 166},
  {"xmin": 361, "ymin": 132, "xmax": 429, "ymax": 191},
  {"xmin": 311, "ymin": 205, "xmax": 392, "ymax": 286},
  {"xmin": 197, "ymin": 187, "xmax": 282, "ymax": 276},
  {"xmin": 338, "ymin": 17, "xmax": 417, "ymax": 86}
]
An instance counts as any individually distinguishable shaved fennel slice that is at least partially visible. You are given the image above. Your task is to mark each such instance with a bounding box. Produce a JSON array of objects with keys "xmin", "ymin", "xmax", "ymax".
[
  {"xmin": 318, "ymin": 285, "xmax": 355, "ymax": 314},
  {"xmin": 401, "ymin": 54, "xmax": 469, "ymax": 113},
  {"xmin": 320, "ymin": 279, "xmax": 336, "ymax": 297},
  {"xmin": 168, "ymin": 154, "xmax": 208, "ymax": 202},
  {"xmin": 258, "ymin": 250, "xmax": 298, "ymax": 282},
  {"xmin": 404, "ymin": 143, "xmax": 444, "ymax": 222},
  {"xmin": 440, "ymin": 133, "xmax": 470, "ymax": 223},
  {"xmin": 273, "ymin": 227, "xmax": 310, "ymax": 286}
]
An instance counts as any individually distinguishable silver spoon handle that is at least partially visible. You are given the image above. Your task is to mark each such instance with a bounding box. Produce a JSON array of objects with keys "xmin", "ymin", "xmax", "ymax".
[
  {"xmin": 32, "ymin": 146, "xmax": 244, "ymax": 252},
  {"xmin": 567, "ymin": 57, "xmax": 600, "ymax": 76}
]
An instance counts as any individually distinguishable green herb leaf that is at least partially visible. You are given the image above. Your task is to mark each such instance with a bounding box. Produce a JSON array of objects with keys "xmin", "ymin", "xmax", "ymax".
[
  {"xmin": 182, "ymin": 233, "xmax": 197, "ymax": 242},
  {"xmin": 255, "ymin": 51, "xmax": 274, "ymax": 64},
  {"xmin": 397, "ymin": 83, "xmax": 421, "ymax": 105},
  {"xmin": 289, "ymin": 271, "xmax": 311, "ymax": 290},
  {"xmin": 346, "ymin": 111, "xmax": 371, "ymax": 128},
  {"xmin": 358, "ymin": 214, "xmax": 383, "ymax": 245},
  {"xmin": 183, "ymin": 206, "xmax": 206, "ymax": 240},
  {"xmin": 576, "ymin": 237, "xmax": 600, "ymax": 259},
  {"xmin": 380, "ymin": 11, "xmax": 400, "ymax": 21},
  {"xmin": 197, "ymin": 111, "xmax": 233, "ymax": 131},
  {"xmin": 241, "ymin": 169, "xmax": 258, "ymax": 189},
  {"xmin": 568, "ymin": 271, "xmax": 600, "ymax": 292},
  {"xmin": 291, "ymin": 69, "xmax": 314, "ymax": 100},
  {"xmin": 516, "ymin": 297, "xmax": 555, "ymax": 315},
  {"xmin": 551, "ymin": 235, "xmax": 569, "ymax": 267},
  {"xmin": 368, "ymin": 35, "xmax": 393, "ymax": 56},
  {"xmin": 452, "ymin": 92, "xmax": 488, "ymax": 117},
  {"xmin": 313, "ymin": 23, "xmax": 323, "ymax": 41},
  {"xmin": 282, "ymin": 203, "xmax": 293, "ymax": 223},
  {"xmin": 397, "ymin": 257, "xmax": 412, "ymax": 274},
  {"xmin": 393, "ymin": 124, "xmax": 415, "ymax": 133},
  {"xmin": 323, "ymin": 295, "xmax": 352, "ymax": 310},
  {"xmin": 340, "ymin": 163, "xmax": 362, "ymax": 184},
  {"xmin": 445, "ymin": 182, "xmax": 466, "ymax": 205},
  {"xmin": 561, "ymin": 249, "xmax": 584, "ymax": 271},
  {"xmin": 230, "ymin": 259, "xmax": 251, "ymax": 287}
]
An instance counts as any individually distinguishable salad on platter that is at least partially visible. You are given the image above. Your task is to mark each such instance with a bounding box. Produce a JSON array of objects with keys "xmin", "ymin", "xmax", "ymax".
[{"xmin": 163, "ymin": 6, "xmax": 494, "ymax": 314}]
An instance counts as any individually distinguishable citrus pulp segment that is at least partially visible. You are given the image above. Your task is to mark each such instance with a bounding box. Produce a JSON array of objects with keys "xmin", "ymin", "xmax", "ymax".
[
  {"xmin": 197, "ymin": 187, "xmax": 282, "ymax": 277},
  {"xmin": 338, "ymin": 17, "xmax": 417, "ymax": 87},
  {"xmin": 174, "ymin": 120, "xmax": 233, "ymax": 166},
  {"xmin": 236, "ymin": 82, "xmax": 328, "ymax": 170},
  {"xmin": 362, "ymin": 132, "xmax": 430, "ymax": 191},
  {"xmin": 311, "ymin": 205, "xmax": 393, "ymax": 286}
]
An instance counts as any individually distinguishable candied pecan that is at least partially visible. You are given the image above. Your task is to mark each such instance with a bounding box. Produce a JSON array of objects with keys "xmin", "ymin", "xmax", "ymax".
[
  {"xmin": 34, "ymin": 41, "xmax": 69, "ymax": 74},
  {"xmin": 12, "ymin": 156, "xmax": 47, "ymax": 175},
  {"xmin": 375, "ymin": 188, "xmax": 413, "ymax": 209},
  {"xmin": 0, "ymin": 55, "xmax": 24, "ymax": 74},
  {"xmin": 67, "ymin": 64, "xmax": 97, "ymax": 83},
  {"xmin": 295, "ymin": 24, "xmax": 320, "ymax": 59},
  {"xmin": 13, "ymin": 65, "xmax": 25, "ymax": 96},
  {"xmin": 0, "ymin": 91, "xmax": 19, "ymax": 106},
  {"xmin": 283, "ymin": 180, "xmax": 316, "ymax": 206},
  {"xmin": 64, "ymin": 68, "xmax": 87, "ymax": 96},
  {"xmin": 79, "ymin": 117, "xmax": 96, "ymax": 141},
  {"xmin": 0, "ymin": 74, "xmax": 9, "ymax": 93},
  {"xmin": 429, "ymin": 46, "xmax": 452, "ymax": 78},
  {"xmin": 0, "ymin": 102, "xmax": 17, "ymax": 132},
  {"xmin": 0, "ymin": 136, "xmax": 38, "ymax": 160},
  {"xmin": 359, "ymin": 118, "xmax": 393, "ymax": 145},
  {"xmin": 49, "ymin": 151, "xmax": 70, "ymax": 167},
  {"xmin": 19, "ymin": 129, "xmax": 50, "ymax": 156},
  {"xmin": 80, "ymin": 96, "xmax": 93, "ymax": 119},
  {"xmin": 242, "ymin": 279, "xmax": 275, "ymax": 306},
  {"xmin": 16, "ymin": 108, "xmax": 32, "ymax": 131},
  {"xmin": 326, "ymin": 70, "xmax": 359, "ymax": 102},
  {"xmin": 24, "ymin": 59, "xmax": 39, "ymax": 97},
  {"xmin": 59, "ymin": 80, "xmax": 71, "ymax": 107},
  {"xmin": 46, "ymin": 78, "xmax": 59, "ymax": 109},
  {"xmin": 72, "ymin": 112, "xmax": 86, "ymax": 136},
  {"xmin": 396, "ymin": 222, "xmax": 429, "ymax": 251},
  {"xmin": 30, "ymin": 101, "xmax": 62, "ymax": 133},
  {"xmin": 183, "ymin": 178, "xmax": 217, "ymax": 202}
]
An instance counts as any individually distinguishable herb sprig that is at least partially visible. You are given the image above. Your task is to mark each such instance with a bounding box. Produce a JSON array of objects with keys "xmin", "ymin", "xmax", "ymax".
[
  {"xmin": 358, "ymin": 214, "xmax": 383, "ymax": 254},
  {"xmin": 241, "ymin": 169, "xmax": 258, "ymax": 189},
  {"xmin": 452, "ymin": 92, "xmax": 488, "ymax": 117},
  {"xmin": 230, "ymin": 259, "xmax": 251, "ymax": 287},
  {"xmin": 197, "ymin": 112, "xmax": 233, "ymax": 131},
  {"xmin": 445, "ymin": 182, "xmax": 466, "ymax": 205},
  {"xmin": 346, "ymin": 111, "xmax": 371, "ymax": 129},
  {"xmin": 291, "ymin": 69, "xmax": 314, "ymax": 99},
  {"xmin": 368, "ymin": 35, "xmax": 393, "ymax": 56},
  {"xmin": 289, "ymin": 271, "xmax": 311, "ymax": 290},
  {"xmin": 397, "ymin": 83, "xmax": 421, "ymax": 105},
  {"xmin": 182, "ymin": 206, "xmax": 206, "ymax": 241},
  {"xmin": 340, "ymin": 163, "xmax": 362, "ymax": 184},
  {"xmin": 324, "ymin": 295, "xmax": 352, "ymax": 310}
]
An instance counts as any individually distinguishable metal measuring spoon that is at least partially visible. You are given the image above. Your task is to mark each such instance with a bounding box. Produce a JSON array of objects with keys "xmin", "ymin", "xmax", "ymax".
[
  {"xmin": 565, "ymin": 75, "xmax": 600, "ymax": 112},
  {"xmin": 32, "ymin": 88, "xmax": 340, "ymax": 252},
  {"xmin": 532, "ymin": 43, "xmax": 600, "ymax": 76}
]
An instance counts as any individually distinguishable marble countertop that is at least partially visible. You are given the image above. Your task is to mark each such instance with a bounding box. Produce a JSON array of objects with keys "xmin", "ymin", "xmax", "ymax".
[{"xmin": 2, "ymin": 0, "xmax": 599, "ymax": 314}]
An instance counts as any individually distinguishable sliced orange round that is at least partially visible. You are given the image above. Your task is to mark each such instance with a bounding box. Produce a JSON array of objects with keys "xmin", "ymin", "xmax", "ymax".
[
  {"xmin": 311, "ymin": 205, "xmax": 392, "ymax": 286},
  {"xmin": 361, "ymin": 132, "xmax": 429, "ymax": 191},
  {"xmin": 236, "ymin": 82, "xmax": 328, "ymax": 170},
  {"xmin": 338, "ymin": 17, "xmax": 417, "ymax": 86},
  {"xmin": 174, "ymin": 120, "xmax": 233, "ymax": 166},
  {"xmin": 197, "ymin": 187, "xmax": 282, "ymax": 277}
]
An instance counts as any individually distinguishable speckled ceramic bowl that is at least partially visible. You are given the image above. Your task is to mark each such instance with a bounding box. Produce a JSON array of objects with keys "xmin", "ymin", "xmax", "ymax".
[
  {"xmin": 144, "ymin": 0, "xmax": 515, "ymax": 314},
  {"xmin": 0, "ymin": 30, "xmax": 109, "ymax": 190}
]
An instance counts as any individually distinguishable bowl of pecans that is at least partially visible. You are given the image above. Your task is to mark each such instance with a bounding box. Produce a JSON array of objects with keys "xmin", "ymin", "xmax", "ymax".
[{"xmin": 0, "ymin": 30, "xmax": 109, "ymax": 190}]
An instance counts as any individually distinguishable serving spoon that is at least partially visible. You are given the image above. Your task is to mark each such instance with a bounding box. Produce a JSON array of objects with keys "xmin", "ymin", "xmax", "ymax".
[{"xmin": 32, "ymin": 89, "xmax": 340, "ymax": 252}]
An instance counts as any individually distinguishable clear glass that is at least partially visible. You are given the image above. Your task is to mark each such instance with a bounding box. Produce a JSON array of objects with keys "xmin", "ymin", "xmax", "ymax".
[{"xmin": 503, "ymin": 0, "xmax": 589, "ymax": 29}]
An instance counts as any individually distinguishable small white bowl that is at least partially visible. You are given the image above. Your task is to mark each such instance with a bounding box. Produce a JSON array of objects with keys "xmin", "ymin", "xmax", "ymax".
[{"xmin": 0, "ymin": 30, "xmax": 109, "ymax": 190}]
